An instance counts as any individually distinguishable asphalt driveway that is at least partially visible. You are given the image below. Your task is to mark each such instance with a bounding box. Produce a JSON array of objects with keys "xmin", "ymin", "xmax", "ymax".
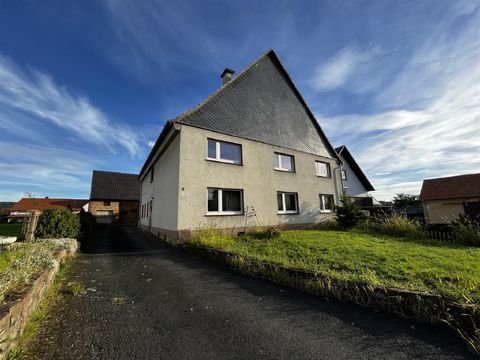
[{"xmin": 27, "ymin": 226, "xmax": 475, "ymax": 359}]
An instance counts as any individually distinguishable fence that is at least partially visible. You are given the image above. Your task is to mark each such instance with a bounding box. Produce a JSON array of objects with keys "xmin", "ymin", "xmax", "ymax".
[{"xmin": 423, "ymin": 226, "xmax": 457, "ymax": 242}]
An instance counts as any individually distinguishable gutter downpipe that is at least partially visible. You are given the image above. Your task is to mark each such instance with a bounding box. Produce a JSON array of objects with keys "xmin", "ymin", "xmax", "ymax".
[{"xmin": 333, "ymin": 160, "xmax": 344, "ymax": 206}]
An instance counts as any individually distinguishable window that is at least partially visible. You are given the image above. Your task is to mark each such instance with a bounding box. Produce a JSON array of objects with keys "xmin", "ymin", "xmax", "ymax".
[
  {"xmin": 341, "ymin": 169, "xmax": 347, "ymax": 180},
  {"xmin": 96, "ymin": 210, "xmax": 113, "ymax": 216},
  {"xmin": 103, "ymin": 201, "xmax": 111, "ymax": 206},
  {"xmin": 277, "ymin": 192, "xmax": 298, "ymax": 214},
  {"xmin": 150, "ymin": 168, "xmax": 154, "ymax": 183},
  {"xmin": 274, "ymin": 153, "xmax": 295, "ymax": 172},
  {"xmin": 315, "ymin": 161, "xmax": 331, "ymax": 177},
  {"xmin": 207, "ymin": 139, "xmax": 242, "ymax": 164},
  {"xmin": 320, "ymin": 194, "xmax": 335, "ymax": 212},
  {"xmin": 207, "ymin": 188, "xmax": 243, "ymax": 215}
]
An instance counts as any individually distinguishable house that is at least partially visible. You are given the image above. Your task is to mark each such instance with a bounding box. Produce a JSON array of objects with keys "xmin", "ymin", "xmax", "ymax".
[
  {"xmin": 139, "ymin": 49, "xmax": 344, "ymax": 241},
  {"xmin": 420, "ymin": 173, "xmax": 480, "ymax": 224},
  {"xmin": 335, "ymin": 145, "xmax": 375, "ymax": 207},
  {"xmin": 89, "ymin": 170, "xmax": 140, "ymax": 225},
  {"xmin": 7, "ymin": 198, "xmax": 88, "ymax": 223}
]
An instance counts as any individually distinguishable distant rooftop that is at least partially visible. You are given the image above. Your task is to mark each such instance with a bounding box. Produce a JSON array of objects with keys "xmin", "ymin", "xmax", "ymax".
[
  {"xmin": 420, "ymin": 173, "xmax": 480, "ymax": 201},
  {"xmin": 90, "ymin": 170, "xmax": 140, "ymax": 201},
  {"xmin": 10, "ymin": 198, "xmax": 88, "ymax": 212}
]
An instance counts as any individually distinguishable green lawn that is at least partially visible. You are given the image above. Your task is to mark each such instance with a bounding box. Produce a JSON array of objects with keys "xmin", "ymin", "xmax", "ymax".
[
  {"xmin": 0, "ymin": 223, "xmax": 23, "ymax": 237},
  {"xmin": 0, "ymin": 241, "xmax": 57, "ymax": 302},
  {"xmin": 191, "ymin": 229, "xmax": 480, "ymax": 305}
]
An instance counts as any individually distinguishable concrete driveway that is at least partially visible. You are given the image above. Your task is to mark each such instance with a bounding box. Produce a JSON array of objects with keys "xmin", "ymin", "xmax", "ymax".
[{"xmin": 27, "ymin": 226, "xmax": 475, "ymax": 359}]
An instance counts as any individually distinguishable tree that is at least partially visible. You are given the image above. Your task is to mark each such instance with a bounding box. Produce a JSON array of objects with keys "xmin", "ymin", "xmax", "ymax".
[
  {"xmin": 392, "ymin": 193, "xmax": 420, "ymax": 208},
  {"xmin": 335, "ymin": 196, "xmax": 367, "ymax": 229}
]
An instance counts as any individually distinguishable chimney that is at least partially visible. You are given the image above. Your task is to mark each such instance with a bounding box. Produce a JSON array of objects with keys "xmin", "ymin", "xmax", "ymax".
[{"xmin": 220, "ymin": 68, "xmax": 235, "ymax": 85}]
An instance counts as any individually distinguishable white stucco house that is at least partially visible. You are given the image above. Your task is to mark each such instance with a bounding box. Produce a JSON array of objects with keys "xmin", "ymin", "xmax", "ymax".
[
  {"xmin": 139, "ymin": 50, "xmax": 347, "ymax": 241},
  {"xmin": 335, "ymin": 146, "xmax": 376, "ymax": 207}
]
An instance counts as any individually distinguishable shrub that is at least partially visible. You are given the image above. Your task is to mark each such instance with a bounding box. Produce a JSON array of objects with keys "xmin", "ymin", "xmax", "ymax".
[
  {"xmin": 35, "ymin": 209, "xmax": 80, "ymax": 239},
  {"xmin": 335, "ymin": 196, "xmax": 367, "ymax": 229},
  {"xmin": 360, "ymin": 212, "xmax": 424, "ymax": 239},
  {"xmin": 451, "ymin": 215, "xmax": 480, "ymax": 246}
]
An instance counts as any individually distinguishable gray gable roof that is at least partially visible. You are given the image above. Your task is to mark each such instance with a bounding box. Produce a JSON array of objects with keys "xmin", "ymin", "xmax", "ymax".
[
  {"xmin": 174, "ymin": 50, "xmax": 338, "ymax": 159},
  {"xmin": 90, "ymin": 170, "xmax": 140, "ymax": 201}
]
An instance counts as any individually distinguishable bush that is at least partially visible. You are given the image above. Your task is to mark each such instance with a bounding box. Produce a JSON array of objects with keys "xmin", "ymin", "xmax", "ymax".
[
  {"xmin": 359, "ymin": 212, "xmax": 424, "ymax": 239},
  {"xmin": 451, "ymin": 215, "xmax": 480, "ymax": 246},
  {"xmin": 335, "ymin": 196, "xmax": 367, "ymax": 229},
  {"xmin": 35, "ymin": 209, "xmax": 80, "ymax": 239}
]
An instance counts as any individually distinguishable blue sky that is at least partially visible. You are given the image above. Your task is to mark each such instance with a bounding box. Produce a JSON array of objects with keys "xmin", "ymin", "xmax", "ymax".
[{"xmin": 0, "ymin": 0, "xmax": 479, "ymax": 201}]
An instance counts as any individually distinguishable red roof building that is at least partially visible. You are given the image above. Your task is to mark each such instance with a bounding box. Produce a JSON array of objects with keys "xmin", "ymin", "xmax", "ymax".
[
  {"xmin": 8, "ymin": 198, "xmax": 88, "ymax": 223},
  {"xmin": 420, "ymin": 173, "xmax": 480, "ymax": 224}
]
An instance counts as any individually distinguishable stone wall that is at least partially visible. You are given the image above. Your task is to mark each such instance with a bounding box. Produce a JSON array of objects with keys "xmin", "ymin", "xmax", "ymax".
[{"xmin": 0, "ymin": 240, "xmax": 77, "ymax": 359}]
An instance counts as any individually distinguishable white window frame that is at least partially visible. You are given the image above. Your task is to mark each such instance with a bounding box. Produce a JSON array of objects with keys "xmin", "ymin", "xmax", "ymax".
[
  {"xmin": 315, "ymin": 161, "xmax": 331, "ymax": 178},
  {"xmin": 207, "ymin": 188, "xmax": 243, "ymax": 215},
  {"xmin": 274, "ymin": 153, "xmax": 295, "ymax": 172},
  {"xmin": 277, "ymin": 192, "xmax": 299, "ymax": 214},
  {"xmin": 320, "ymin": 194, "xmax": 335, "ymax": 213},
  {"xmin": 341, "ymin": 169, "xmax": 347, "ymax": 180},
  {"xmin": 207, "ymin": 139, "xmax": 242, "ymax": 164}
]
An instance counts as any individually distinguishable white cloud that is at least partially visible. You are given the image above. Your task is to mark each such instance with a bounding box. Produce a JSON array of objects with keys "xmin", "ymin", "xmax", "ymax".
[
  {"xmin": 0, "ymin": 142, "xmax": 96, "ymax": 201},
  {"xmin": 310, "ymin": 45, "xmax": 382, "ymax": 92},
  {"xmin": 0, "ymin": 54, "xmax": 140, "ymax": 156},
  {"xmin": 319, "ymin": 7, "xmax": 480, "ymax": 200},
  {"xmin": 101, "ymin": 0, "xmax": 234, "ymax": 82}
]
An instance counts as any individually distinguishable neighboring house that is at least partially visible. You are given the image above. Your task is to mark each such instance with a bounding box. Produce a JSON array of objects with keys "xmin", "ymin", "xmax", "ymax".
[
  {"xmin": 139, "ymin": 49, "xmax": 343, "ymax": 241},
  {"xmin": 420, "ymin": 173, "xmax": 480, "ymax": 224},
  {"xmin": 89, "ymin": 170, "xmax": 140, "ymax": 225},
  {"xmin": 7, "ymin": 198, "xmax": 88, "ymax": 223},
  {"xmin": 335, "ymin": 145, "xmax": 376, "ymax": 207}
]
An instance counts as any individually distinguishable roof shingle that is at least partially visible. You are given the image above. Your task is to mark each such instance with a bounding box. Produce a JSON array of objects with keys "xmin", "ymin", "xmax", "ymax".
[
  {"xmin": 90, "ymin": 170, "xmax": 140, "ymax": 201},
  {"xmin": 10, "ymin": 198, "xmax": 88, "ymax": 212},
  {"xmin": 420, "ymin": 173, "xmax": 480, "ymax": 201},
  {"xmin": 176, "ymin": 50, "xmax": 336, "ymax": 158}
]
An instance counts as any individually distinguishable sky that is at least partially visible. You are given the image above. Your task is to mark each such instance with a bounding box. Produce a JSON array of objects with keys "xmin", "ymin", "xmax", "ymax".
[{"xmin": 0, "ymin": 0, "xmax": 479, "ymax": 202}]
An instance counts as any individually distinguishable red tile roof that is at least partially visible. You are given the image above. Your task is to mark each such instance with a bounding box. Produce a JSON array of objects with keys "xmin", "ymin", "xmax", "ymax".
[
  {"xmin": 10, "ymin": 198, "xmax": 88, "ymax": 212},
  {"xmin": 420, "ymin": 173, "xmax": 480, "ymax": 201}
]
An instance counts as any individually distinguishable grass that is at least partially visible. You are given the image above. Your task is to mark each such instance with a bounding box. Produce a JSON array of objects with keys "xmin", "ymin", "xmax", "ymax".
[
  {"xmin": 0, "ymin": 224, "xmax": 23, "ymax": 237},
  {"xmin": 190, "ymin": 229, "xmax": 480, "ymax": 305},
  {"xmin": 0, "ymin": 241, "xmax": 57, "ymax": 303}
]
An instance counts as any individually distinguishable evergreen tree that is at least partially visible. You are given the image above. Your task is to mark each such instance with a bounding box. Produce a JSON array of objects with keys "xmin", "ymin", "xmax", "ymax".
[{"xmin": 335, "ymin": 195, "xmax": 367, "ymax": 229}]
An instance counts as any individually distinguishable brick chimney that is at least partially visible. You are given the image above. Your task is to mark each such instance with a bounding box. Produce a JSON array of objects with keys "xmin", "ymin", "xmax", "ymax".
[{"xmin": 220, "ymin": 68, "xmax": 235, "ymax": 85}]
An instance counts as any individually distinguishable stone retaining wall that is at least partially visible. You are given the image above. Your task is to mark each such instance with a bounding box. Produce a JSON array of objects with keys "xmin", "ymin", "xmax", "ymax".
[{"xmin": 0, "ymin": 240, "xmax": 77, "ymax": 359}]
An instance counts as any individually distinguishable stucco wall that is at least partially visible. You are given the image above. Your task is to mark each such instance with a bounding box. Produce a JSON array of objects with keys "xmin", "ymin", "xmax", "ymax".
[
  {"xmin": 423, "ymin": 198, "xmax": 479, "ymax": 224},
  {"xmin": 339, "ymin": 153, "xmax": 369, "ymax": 197},
  {"xmin": 140, "ymin": 133, "xmax": 180, "ymax": 232},
  {"xmin": 177, "ymin": 125, "xmax": 342, "ymax": 231}
]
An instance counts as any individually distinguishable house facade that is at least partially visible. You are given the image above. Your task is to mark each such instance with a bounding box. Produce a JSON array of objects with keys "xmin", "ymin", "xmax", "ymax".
[
  {"xmin": 335, "ymin": 145, "xmax": 375, "ymax": 207},
  {"xmin": 7, "ymin": 198, "xmax": 88, "ymax": 223},
  {"xmin": 420, "ymin": 173, "xmax": 480, "ymax": 224},
  {"xmin": 139, "ymin": 50, "xmax": 343, "ymax": 241},
  {"xmin": 89, "ymin": 170, "xmax": 140, "ymax": 225}
]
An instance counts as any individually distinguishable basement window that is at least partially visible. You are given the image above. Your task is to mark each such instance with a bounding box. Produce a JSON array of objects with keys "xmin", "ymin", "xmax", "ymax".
[
  {"xmin": 207, "ymin": 139, "xmax": 242, "ymax": 164},
  {"xmin": 315, "ymin": 161, "xmax": 331, "ymax": 178},
  {"xmin": 207, "ymin": 188, "xmax": 243, "ymax": 215},
  {"xmin": 320, "ymin": 194, "xmax": 334, "ymax": 212},
  {"xmin": 277, "ymin": 192, "xmax": 298, "ymax": 214},
  {"xmin": 274, "ymin": 153, "xmax": 295, "ymax": 172}
]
